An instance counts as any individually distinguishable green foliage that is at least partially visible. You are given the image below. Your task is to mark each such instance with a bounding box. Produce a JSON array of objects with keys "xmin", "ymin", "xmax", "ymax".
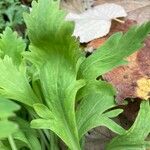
[
  {"xmin": 0, "ymin": 28, "xmax": 39, "ymax": 106},
  {"xmin": 0, "ymin": 98, "xmax": 19, "ymax": 139},
  {"xmin": 12, "ymin": 118, "xmax": 42, "ymax": 150},
  {"xmin": 0, "ymin": 97, "xmax": 20, "ymax": 119},
  {"xmin": 0, "ymin": 97, "xmax": 41, "ymax": 150},
  {"xmin": 78, "ymin": 22, "xmax": 150, "ymax": 79},
  {"xmin": 0, "ymin": 0, "xmax": 150, "ymax": 149},
  {"xmin": 76, "ymin": 80, "xmax": 125, "ymax": 139},
  {"xmin": 106, "ymin": 101, "xmax": 150, "ymax": 150},
  {"xmin": 0, "ymin": 56, "xmax": 39, "ymax": 106},
  {"xmin": 24, "ymin": 0, "xmax": 85, "ymax": 149},
  {"xmin": 0, "ymin": 27, "xmax": 25, "ymax": 66},
  {"xmin": 0, "ymin": 0, "xmax": 29, "ymax": 32}
]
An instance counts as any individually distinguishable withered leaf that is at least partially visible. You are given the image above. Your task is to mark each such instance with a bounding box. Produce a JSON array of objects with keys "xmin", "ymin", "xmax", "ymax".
[{"xmin": 136, "ymin": 78, "xmax": 150, "ymax": 100}]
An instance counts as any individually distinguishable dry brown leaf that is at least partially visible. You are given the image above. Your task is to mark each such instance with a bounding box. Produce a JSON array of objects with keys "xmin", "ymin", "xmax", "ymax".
[
  {"xmin": 85, "ymin": 126, "xmax": 116, "ymax": 150},
  {"xmin": 87, "ymin": 37, "xmax": 107, "ymax": 49}
]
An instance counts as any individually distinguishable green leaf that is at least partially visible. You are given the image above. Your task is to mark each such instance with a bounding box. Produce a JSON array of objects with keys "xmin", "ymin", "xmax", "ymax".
[
  {"xmin": 13, "ymin": 118, "xmax": 41, "ymax": 150},
  {"xmin": 23, "ymin": 0, "xmax": 150, "ymax": 149},
  {"xmin": 0, "ymin": 98, "xmax": 19, "ymax": 140},
  {"xmin": 0, "ymin": 141, "xmax": 10, "ymax": 150},
  {"xmin": 78, "ymin": 22, "xmax": 150, "ymax": 80},
  {"xmin": 0, "ymin": 120, "xmax": 18, "ymax": 139},
  {"xmin": 4, "ymin": 3, "xmax": 28, "ymax": 27},
  {"xmin": 0, "ymin": 0, "xmax": 28, "ymax": 31},
  {"xmin": 76, "ymin": 80, "xmax": 125, "ymax": 139},
  {"xmin": 31, "ymin": 79, "xmax": 84, "ymax": 150},
  {"xmin": 0, "ymin": 27, "xmax": 25, "ymax": 66},
  {"xmin": 106, "ymin": 101, "xmax": 150, "ymax": 150},
  {"xmin": 0, "ymin": 56, "xmax": 39, "ymax": 106},
  {"xmin": 23, "ymin": 0, "xmax": 84, "ymax": 68},
  {"xmin": 0, "ymin": 97, "xmax": 20, "ymax": 118},
  {"xmin": 24, "ymin": 0, "xmax": 84, "ymax": 149},
  {"xmin": 103, "ymin": 109, "xmax": 123, "ymax": 118},
  {"xmin": 77, "ymin": 80, "xmax": 116, "ymax": 100},
  {"xmin": 31, "ymin": 119, "xmax": 51, "ymax": 129},
  {"xmin": 33, "ymin": 103, "xmax": 53, "ymax": 119}
]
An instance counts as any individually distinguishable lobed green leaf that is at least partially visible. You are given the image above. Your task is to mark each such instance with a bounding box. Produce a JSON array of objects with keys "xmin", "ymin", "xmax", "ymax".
[
  {"xmin": 0, "ymin": 56, "xmax": 39, "ymax": 106},
  {"xmin": 106, "ymin": 101, "xmax": 150, "ymax": 150},
  {"xmin": 78, "ymin": 22, "xmax": 150, "ymax": 80},
  {"xmin": 24, "ymin": 0, "xmax": 84, "ymax": 149},
  {"xmin": 0, "ymin": 27, "xmax": 25, "ymax": 66},
  {"xmin": 76, "ymin": 80, "xmax": 125, "ymax": 138}
]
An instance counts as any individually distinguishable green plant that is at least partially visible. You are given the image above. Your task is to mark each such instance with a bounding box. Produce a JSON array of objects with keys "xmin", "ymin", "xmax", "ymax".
[
  {"xmin": 0, "ymin": 0, "xmax": 29, "ymax": 33},
  {"xmin": 0, "ymin": 98, "xmax": 41, "ymax": 150},
  {"xmin": 0, "ymin": 98, "xmax": 19, "ymax": 140},
  {"xmin": 0, "ymin": 0, "xmax": 150, "ymax": 150},
  {"xmin": 106, "ymin": 101, "xmax": 150, "ymax": 150}
]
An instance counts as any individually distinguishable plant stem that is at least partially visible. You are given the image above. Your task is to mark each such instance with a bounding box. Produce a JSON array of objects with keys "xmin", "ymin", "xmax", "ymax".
[
  {"xmin": 80, "ymin": 136, "xmax": 85, "ymax": 150},
  {"xmin": 39, "ymin": 130, "xmax": 49, "ymax": 149},
  {"xmin": 43, "ymin": 129, "xmax": 51, "ymax": 141},
  {"xmin": 8, "ymin": 135, "xmax": 17, "ymax": 150},
  {"xmin": 50, "ymin": 132, "xmax": 60, "ymax": 150},
  {"xmin": 113, "ymin": 18, "xmax": 125, "ymax": 24}
]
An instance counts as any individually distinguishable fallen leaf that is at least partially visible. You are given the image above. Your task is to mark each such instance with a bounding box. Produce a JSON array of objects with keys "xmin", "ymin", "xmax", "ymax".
[
  {"xmin": 94, "ymin": 0, "xmax": 150, "ymax": 13},
  {"xmin": 61, "ymin": 0, "xmax": 95, "ymax": 13},
  {"xmin": 94, "ymin": 0, "xmax": 150, "ymax": 23},
  {"xmin": 66, "ymin": 3, "xmax": 127, "ymax": 43},
  {"xmin": 128, "ymin": 5, "xmax": 150, "ymax": 23},
  {"xmin": 85, "ymin": 126, "xmax": 116, "ymax": 150},
  {"xmin": 137, "ymin": 37, "xmax": 150, "ymax": 77},
  {"xmin": 136, "ymin": 78, "xmax": 150, "ymax": 100},
  {"xmin": 87, "ymin": 37, "xmax": 107, "ymax": 50}
]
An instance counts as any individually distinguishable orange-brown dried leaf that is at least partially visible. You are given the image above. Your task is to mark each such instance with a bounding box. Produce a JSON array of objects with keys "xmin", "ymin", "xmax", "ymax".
[{"xmin": 87, "ymin": 37, "xmax": 107, "ymax": 49}]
